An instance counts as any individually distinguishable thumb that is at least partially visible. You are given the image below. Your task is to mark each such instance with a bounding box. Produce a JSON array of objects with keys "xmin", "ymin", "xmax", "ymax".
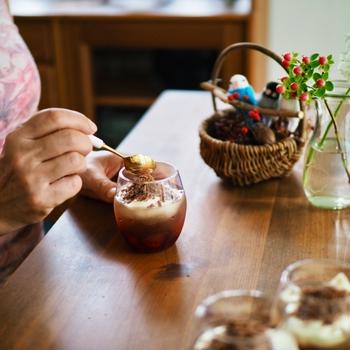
[
  {"xmin": 89, "ymin": 176, "xmax": 117, "ymax": 204},
  {"xmin": 99, "ymin": 178, "xmax": 117, "ymax": 203}
]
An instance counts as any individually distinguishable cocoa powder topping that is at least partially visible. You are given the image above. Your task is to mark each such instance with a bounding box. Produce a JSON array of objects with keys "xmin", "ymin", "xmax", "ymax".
[
  {"xmin": 119, "ymin": 172, "xmax": 179, "ymax": 205},
  {"xmin": 199, "ymin": 320, "xmax": 272, "ymax": 350},
  {"xmin": 225, "ymin": 320, "xmax": 267, "ymax": 337},
  {"xmin": 295, "ymin": 285, "xmax": 349, "ymax": 324}
]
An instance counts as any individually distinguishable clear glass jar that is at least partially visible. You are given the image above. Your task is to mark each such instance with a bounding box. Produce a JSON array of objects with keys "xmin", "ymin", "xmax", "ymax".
[
  {"xmin": 114, "ymin": 161, "xmax": 187, "ymax": 252},
  {"xmin": 302, "ymin": 80, "xmax": 349, "ymax": 209},
  {"xmin": 192, "ymin": 290, "xmax": 299, "ymax": 350},
  {"xmin": 276, "ymin": 259, "xmax": 349, "ymax": 350}
]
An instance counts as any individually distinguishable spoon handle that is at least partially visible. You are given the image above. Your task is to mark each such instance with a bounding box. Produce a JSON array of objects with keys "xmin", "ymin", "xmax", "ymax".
[{"xmin": 88, "ymin": 135, "xmax": 125, "ymax": 159}]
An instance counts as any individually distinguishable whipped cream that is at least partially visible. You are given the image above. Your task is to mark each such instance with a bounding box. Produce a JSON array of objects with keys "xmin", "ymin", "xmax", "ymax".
[
  {"xmin": 328, "ymin": 271, "xmax": 350, "ymax": 292},
  {"xmin": 281, "ymin": 272, "xmax": 350, "ymax": 349},
  {"xmin": 284, "ymin": 315, "xmax": 349, "ymax": 348},
  {"xmin": 116, "ymin": 184, "xmax": 185, "ymax": 223},
  {"xmin": 266, "ymin": 328, "xmax": 299, "ymax": 350}
]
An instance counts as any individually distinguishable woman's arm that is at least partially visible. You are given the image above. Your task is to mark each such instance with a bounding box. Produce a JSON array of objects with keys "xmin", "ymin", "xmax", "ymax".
[{"xmin": 5, "ymin": 0, "xmax": 10, "ymax": 14}]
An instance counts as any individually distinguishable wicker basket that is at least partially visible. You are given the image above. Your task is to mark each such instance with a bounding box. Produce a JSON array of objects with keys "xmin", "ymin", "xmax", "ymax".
[{"xmin": 199, "ymin": 43, "xmax": 306, "ymax": 186}]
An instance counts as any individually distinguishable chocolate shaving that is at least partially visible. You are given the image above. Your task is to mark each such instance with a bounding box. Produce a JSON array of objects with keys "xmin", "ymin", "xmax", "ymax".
[
  {"xmin": 204, "ymin": 340, "xmax": 271, "ymax": 350},
  {"xmin": 119, "ymin": 172, "xmax": 179, "ymax": 205},
  {"xmin": 120, "ymin": 183, "xmax": 153, "ymax": 203},
  {"xmin": 295, "ymin": 285, "xmax": 349, "ymax": 324},
  {"xmin": 135, "ymin": 172, "xmax": 155, "ymax": 183},
  {"xmin": 198, "ymin": 320, "xmax": 271, "ymax": 350},
  {"xmin": 225, "ymin": 320, "xmax": 267, "ymax": 337}
]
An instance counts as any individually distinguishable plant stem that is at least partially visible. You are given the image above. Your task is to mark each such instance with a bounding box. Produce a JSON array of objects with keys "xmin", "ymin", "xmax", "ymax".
[
  {"xmin": 319, "ymin": 90, "xmax": 349, "ymax": 147},
  {"xmin": 303, "ymin": 88, "xmax": 350, "ymax": 184},
  {"xmin": 324, "ymin": 99, "xmax": 350, "ymax": 182}
]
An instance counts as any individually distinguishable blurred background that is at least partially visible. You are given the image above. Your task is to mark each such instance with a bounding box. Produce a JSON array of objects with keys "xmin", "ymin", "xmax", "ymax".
[{"xmin": 10, "ymin": 0, "xmax": 349, "ymax": 147}]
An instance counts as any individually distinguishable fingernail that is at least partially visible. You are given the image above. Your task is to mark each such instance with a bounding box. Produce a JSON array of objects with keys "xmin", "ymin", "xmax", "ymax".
[
  {"xmin": 107, "ymin": 187, "xmax": 116, "ymax": 199},
  {"xmin": 88, "ymin": 119, "xmax": 97, "ymax": 133}
]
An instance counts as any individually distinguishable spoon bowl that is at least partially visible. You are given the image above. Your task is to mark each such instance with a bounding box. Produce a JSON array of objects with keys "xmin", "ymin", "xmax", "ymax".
[{"xmin": 88, "ymin": 135, "xmax": 156, "ymax": 173}]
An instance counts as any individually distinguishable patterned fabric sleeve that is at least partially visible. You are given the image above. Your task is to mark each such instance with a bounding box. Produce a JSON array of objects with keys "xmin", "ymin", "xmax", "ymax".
[
  {"xmin": 0, "ymin": 0, "xmax": 41, "ymax": 150},
  {"xmin": 0, "ymin": 0, "xmax": 43, "ymax": 284}
]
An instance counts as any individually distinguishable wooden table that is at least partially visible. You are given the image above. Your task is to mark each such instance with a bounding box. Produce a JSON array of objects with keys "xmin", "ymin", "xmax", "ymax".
[{"xmin": 0, "ymin": 91, "xmax": 348, "ymax": 350}]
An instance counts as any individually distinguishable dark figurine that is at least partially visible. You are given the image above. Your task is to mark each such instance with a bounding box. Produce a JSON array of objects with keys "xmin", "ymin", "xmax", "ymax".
[{"xmin": 258, "ymin": 81, "xmax": 280, "ymax": 126}]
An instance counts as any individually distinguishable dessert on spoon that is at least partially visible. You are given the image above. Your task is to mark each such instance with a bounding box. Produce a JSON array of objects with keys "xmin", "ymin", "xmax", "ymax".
[{"xmin": 89, "ymin": 135, "xmax": 156, "ymax": 174}]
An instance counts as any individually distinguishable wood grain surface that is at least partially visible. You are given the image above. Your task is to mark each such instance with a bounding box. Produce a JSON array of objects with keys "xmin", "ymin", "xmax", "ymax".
[{"xmin": 0, "ymin": 91, "xmax": 348, "ymax": 350}]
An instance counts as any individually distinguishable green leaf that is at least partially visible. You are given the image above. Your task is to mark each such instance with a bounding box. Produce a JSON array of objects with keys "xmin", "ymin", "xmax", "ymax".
[
  {"xmin": 322, "ymin": 72, "xmax": 329, "ymax": 80},
  {"xmin": 307, "ymin": 70, "xmax": 313, "ymax": 78},
  {"xmin": 327, "ymin": 54, "xmax": 333, "ymax": 60},
  {"xmin": 315, "ymin": 87, "xmax": 326, "ymax": 97},
  {"xmin": 311, "ymin": 53, "xmax": 319, "ymax": 60},
  {"xmin": 311, "ymin": 61, "xmax": 320, "ymax": 68},
  {"xmin": 325, "ymin": 81, "xmax": 334, "ymax": 91},
  {"xmin": 323, "ymin": 64, "xmax": 330, "ymax": 72},
  {"xmin": 313, "ymin": 72, "xmax": 322, "ymax": 80},
  {"xmin": 301, "ymin": 83, "xmax": 308, "ymax": 91}
]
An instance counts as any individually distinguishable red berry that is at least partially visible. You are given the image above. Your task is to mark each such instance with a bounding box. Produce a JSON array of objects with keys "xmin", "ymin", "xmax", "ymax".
[
  {"xmin": 241, "ymin": 126, "xmax": 249, "ymax": 135},
  {"xmin": 290, "ymin": 82, "xmax": 298, "ymax": 91},
  {"xmin": 283, "ymin": 52, "xmax": 292, "ymax": 61},
  {"xmin": 243, "ymin": 95, "xmax": 249, "ymax": 101},
  {"xmin": 316, "ymin": 79, "xmax": 325, "ymax": 88},
  {"xmin": 302, "ymin": 56, "xmax": 310, "ymax": 64},
  {"xmin": 228, "ymin": 92, "xmax": 240, "ymax": 101},
  {"xmin": 248, "ymin": 110, "xmax": 255, "ymax": 117},
  {"xmin": 282, "ymin": 59, "xmax": 290, "ymax": 68},
  {"xmin": 276, "ymin": 84, "xmax": 285, "ymax": 94},
  {"xmin": 318, "ymin": 56, "xmax": 327, "ymax": 65},
  {"xmin": 293, "ymin": 66, "xmax": 302, "ymax": 75},
  {"xmin": 290, "ymin": 92, "xmax": 297, "ymax": 98},
  {"xmin": 281, "ymin": 76, "xmax": 288, "ymax": 82},
  {"xmin": 248, "ymin": 110, "xmax": 261, "ymax": 121},
  {"xmin": 300, "ymin": 92, "xmax": 309, "ymax": 102}
]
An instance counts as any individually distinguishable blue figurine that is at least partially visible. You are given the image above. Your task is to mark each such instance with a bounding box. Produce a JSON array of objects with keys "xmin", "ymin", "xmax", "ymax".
[{"xmin": 227, "ymin": 74, "xmax": 258, "ymax": 106}]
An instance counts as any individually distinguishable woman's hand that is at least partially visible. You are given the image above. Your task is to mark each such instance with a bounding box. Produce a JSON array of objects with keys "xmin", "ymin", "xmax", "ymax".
[
  {"xmin": 0, "ymin": 108, "xmax": 96, "ymax": 235},
  {"xmin": 80, "ymin": 150, "xmax": 123, "ymax": 204}
]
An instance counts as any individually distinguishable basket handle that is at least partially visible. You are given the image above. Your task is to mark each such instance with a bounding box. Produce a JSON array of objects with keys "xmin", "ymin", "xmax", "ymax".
[{"xmin": 210, "ymin": 42, "xmax": 305, "ymax": 143}]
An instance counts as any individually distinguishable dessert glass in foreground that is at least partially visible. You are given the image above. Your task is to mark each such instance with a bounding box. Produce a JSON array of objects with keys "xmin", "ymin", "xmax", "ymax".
[
  {"xmin": 277, "ymin": 259, "xmax": 349, "ymax": 350},
  {"xmin": 114, "ymin": 162, "xmax": 186, "ymax": 253},
  {"xmin": 192, "ymin": 290, "xmax": 299, "ymax": 350}
]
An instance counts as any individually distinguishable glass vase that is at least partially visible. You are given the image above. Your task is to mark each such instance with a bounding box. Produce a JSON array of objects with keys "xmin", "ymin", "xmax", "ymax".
[{"xmin": 303, "ymin": 80, "xmax": 350, "ymax": 209}]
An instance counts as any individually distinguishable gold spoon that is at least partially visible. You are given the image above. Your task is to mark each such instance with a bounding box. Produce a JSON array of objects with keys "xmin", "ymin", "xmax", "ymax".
[{"xmin": 88, "ymin": 135, "xmax": 156, "ymax": 173}]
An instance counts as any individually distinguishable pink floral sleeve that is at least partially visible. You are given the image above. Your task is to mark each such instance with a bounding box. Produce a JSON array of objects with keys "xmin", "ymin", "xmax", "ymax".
[
  {"xmin": 0, "ymin": 0, "xmax": 40, "ymax": 151},
  {"xmin": 0, "ymin": 0, "xmax": 42, "ymax": 284}
]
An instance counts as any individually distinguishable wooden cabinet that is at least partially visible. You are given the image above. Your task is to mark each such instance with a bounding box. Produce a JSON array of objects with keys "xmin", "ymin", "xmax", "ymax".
[
  {"xmin": 15, "ymin": 20, "xmax": 54, "ymax": 62},
  {"xmin": 37, "ymin": 65, "xmax": 59, "ymax": 107},
  {"xmin": 12, "ymin": 0, "xmax": 267, "ymax": 125}
]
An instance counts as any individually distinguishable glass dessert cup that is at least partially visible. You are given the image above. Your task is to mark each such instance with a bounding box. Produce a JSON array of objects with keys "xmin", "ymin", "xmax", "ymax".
[
  {"xmin": 192, "ymin": 290, "xmax": 299, "ymax": 350},
  {"xmin": 114, "ymin": 161, "xmax": 187, "ymax": 253},
  {"xmin": 276, "ymin": 259, "xmax": 349, "ymax": 350}
]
